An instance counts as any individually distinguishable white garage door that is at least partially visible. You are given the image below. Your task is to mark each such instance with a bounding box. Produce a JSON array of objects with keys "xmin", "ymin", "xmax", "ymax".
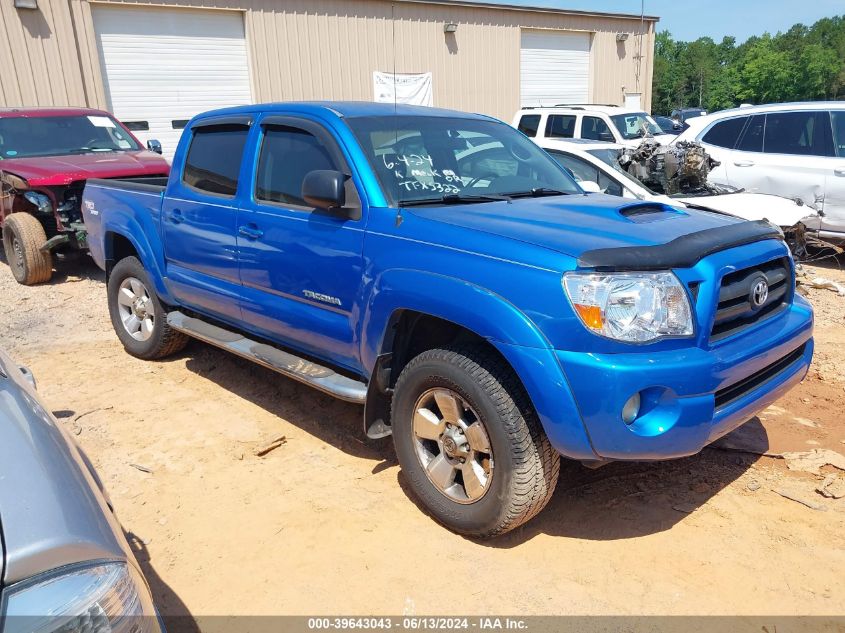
[
  {"xmin": 94, "ymin": 6, "xmax": 252, "ymax": 160},
  {"xmin": 520, "ymin": 30, "xmax": 590, "ymax": 107}
]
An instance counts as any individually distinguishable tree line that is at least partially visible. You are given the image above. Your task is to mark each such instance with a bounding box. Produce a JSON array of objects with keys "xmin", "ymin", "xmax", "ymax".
[{"xmin": 652, "ymin": 15, "xmax": 845, "ymax": 115}]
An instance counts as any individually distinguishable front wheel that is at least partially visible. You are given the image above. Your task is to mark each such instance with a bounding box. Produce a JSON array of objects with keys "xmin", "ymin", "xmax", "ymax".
[
  {"xmin": 2, "ymin": 213, "xmax": 53, "ymax": 285},
  {"xmin": 107, "ymin": 256, "xmax": 188, "ymax": 360},
  {"xmin": 391, "ymin": 345, "xmax": 560, "ymax": 537}
]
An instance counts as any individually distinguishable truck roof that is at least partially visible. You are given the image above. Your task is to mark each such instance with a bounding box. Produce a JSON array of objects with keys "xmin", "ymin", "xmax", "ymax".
[
  {"xmin": 192, "ymin": 101, "xmax": 496, "ymax": 123},
  {"xmin": 0, "ymin": 106, "xmax": 115, "ymax": 118}
]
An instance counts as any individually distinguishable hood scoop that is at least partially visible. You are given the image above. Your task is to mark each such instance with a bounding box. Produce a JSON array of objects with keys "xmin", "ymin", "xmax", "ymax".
[{"xmin": 619, "ymin": 202, "xmax": 687, "ymax": 223}]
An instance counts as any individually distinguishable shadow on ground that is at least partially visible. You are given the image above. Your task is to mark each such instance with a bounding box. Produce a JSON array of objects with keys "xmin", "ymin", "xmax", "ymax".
[
  {"xmin": 0, "ymin": 248, "xmax": 104, "ymax": 284},
  {"xmin": 397, "ymin": 418, "xmax": 768, "ymax": 547},
  {"xmin": 180, "ymin": 343, "xmax": 392, "ymax": 464},
  {"xmin": 125, "ymin": 530, "xmax": 200, "ymax": 633},
  {"xmin": 176, "ymin": 338, "xmax": 766, "ymax": 545}
]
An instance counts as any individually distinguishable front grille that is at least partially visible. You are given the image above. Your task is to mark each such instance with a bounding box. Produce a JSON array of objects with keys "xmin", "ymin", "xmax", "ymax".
[
  {"xmin": 714, "ymin": 343, "xmax": 807, "ymax": 410},
  {"xmin": 710, "ymin": 257, "xmax": 791, "ymax": 342}
]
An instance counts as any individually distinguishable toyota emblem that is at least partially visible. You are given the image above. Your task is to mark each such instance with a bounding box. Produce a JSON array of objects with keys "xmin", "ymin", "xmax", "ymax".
[{"xmin": 750, "ymin": 278, "xmax": 769, "ymax": 308}]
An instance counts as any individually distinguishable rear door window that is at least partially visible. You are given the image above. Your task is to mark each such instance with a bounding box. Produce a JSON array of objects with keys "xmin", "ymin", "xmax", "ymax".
[
  {"xmin": 701, "ymin": 117, "xmax": 747, "ymax": 149},
  {"xmin": 763, "ymin": 111, "xmax": 830, "ymax": 156},
  {"xmin": 545, "ymin": 115, "xmax": 576, "ymax": 139},
  {"xmin": 517, "ymin": 114, "xmax": 541, "ymax": 138},
  {"xmin": 183, "ymin": 124, "xmax": 249, "ymax": 196}
]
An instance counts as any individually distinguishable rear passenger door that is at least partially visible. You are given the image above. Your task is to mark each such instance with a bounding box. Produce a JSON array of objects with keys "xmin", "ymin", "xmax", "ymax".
[
  {"xmin": 162, "ymin": 117, "xmax": 250, "ymax": 322},
  {"xmin": 236, "ymin": 116, "xmax": 366, "ymax": 372}
]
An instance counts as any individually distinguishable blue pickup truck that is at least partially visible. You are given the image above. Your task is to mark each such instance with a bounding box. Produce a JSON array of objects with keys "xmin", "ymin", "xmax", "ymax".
[{"xmin": 81, "ymin": 102, "xmax": 814, "ymax": 536}]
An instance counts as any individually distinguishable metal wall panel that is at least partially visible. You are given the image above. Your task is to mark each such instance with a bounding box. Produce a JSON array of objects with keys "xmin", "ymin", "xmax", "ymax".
[{"xmin": 0, "ymin": 0, "xmax": 656, "ymax": 122}]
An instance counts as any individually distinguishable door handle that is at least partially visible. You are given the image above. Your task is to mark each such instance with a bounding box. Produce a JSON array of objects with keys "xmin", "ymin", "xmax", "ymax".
[
  {"xmin": 834, "ymin": 167, "xmax": 845, "ymax": 177},
  {"xmin": 734, "ymin": 160, "xmax": 755, "ymax": 167},
  {"xmin": 238, "ymin": 224, "xmax": 264, "ymax": 240},
  {"xmin": 170, "ymin": 208, "xmax": 183, "ymax": 224}
]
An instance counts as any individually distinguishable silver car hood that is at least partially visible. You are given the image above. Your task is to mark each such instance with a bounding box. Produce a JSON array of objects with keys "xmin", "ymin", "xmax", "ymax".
[{"xmin": 0, "ymin": 349, "xmax": 132, "ymax": 587}]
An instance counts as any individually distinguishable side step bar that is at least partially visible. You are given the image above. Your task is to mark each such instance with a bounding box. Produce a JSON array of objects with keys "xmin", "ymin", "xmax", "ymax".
[{"xmin": 166, "ymin": 311, "xmax": 367, "ymax": 404}]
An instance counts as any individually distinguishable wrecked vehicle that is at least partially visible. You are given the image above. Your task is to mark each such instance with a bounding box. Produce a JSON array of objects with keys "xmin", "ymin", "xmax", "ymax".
[
  {"xmin": 0, "ymin": 108, "xmax": 169, "ymax": 284},
  {"xmin": 675, "ymin": 103, "xmax": 845, "ymax": 243},
  {"xmin": 533, "ymin": 137, "xmax": 820, "ymax": 255}
]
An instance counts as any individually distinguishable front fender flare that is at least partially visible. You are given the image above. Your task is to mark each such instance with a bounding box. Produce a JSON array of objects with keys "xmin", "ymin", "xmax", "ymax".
[{"xmin": 360, "ymin": 269, "xmax": 597, "ymax": 460}]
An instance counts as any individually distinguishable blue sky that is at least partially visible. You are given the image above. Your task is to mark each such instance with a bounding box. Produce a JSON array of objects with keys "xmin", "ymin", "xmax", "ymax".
[{"xmin": 493, "ymin": 0, "xmax": 845, "ymax": 42}]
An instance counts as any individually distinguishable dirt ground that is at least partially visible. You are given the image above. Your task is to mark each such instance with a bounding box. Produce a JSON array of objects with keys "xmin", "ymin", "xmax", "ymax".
[{"xmin": 1, "ymin": 252, "xmax": 844, "ymax": 621}]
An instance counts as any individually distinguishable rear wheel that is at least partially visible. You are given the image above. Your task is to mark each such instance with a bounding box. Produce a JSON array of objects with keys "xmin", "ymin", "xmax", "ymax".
[
  {"xmin": 2, "ymin": 213, "xmax": 53, "ymax": 285},
  {"xmin": 107, "ymin": 256, "xmax": 188, "ymax": 360},
  {"xmin": 391, "ymin": 345, "xmax": 560, "ymax": 537}
]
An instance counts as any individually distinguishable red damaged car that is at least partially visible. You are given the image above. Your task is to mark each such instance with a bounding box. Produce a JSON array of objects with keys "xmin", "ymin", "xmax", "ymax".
[{"xmin": 0, "ymin": 108, "xmax": 169, "ymax": 284}]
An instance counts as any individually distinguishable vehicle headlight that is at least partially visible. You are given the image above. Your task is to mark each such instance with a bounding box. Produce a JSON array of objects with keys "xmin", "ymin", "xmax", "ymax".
[
  {"xmin": 22, "ymin": 191, "xmax": 52, "ymax": 214},
  {"xmin": 1, "ymin": 562, "xmax": 162, "ymax": 633},
  {"xmin": 563, "ymin": 271, "xmax": 694, "ymax": 342}
]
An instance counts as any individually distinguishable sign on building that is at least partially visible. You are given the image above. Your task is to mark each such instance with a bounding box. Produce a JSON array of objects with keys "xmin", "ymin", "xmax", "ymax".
[{"xmin": 373, "ymin": 72, "xmax": 433, "ymax": 107}]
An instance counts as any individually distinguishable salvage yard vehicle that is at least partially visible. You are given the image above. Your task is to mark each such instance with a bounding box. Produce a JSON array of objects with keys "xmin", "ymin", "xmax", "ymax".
[
  {"xmin": 0, "ymin": 347, "xmax": 163, "ymax": 631},
  {"xmin": 82, "ymin": 103, "xmax": 813, "ymax": 537},
  {"xmin": 675, "ymin": 102, "xmax": 845, "ymax": 242},
  {"xmin": 534, "ymin": 138, "xmax": 817, "ymax": 241},
  {"xmin": 0, "ymin": 108, "xmax": 169, "ymax": 285},
  {"xmin": 513, "ymin": 104, "xmax": 677, "ymax": 148}
]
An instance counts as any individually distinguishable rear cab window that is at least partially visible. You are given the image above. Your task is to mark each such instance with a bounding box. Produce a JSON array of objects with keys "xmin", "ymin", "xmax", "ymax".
[
  {"xmin": 183, "ymin": 123, "xmax": 250, "ymax": 196},
  {"xmin": 517, "ymin": 114, "xmax": 541, "ymax": 138}
]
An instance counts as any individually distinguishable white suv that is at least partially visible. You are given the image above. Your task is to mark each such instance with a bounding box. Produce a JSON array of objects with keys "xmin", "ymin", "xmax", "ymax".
[
  {"xmin": 512, "ymin": 105, "xmax": 676, "ymax": 149},
  {"xmin": 676, "ymin": 102, "xmax": 845, "ymax": 240}
]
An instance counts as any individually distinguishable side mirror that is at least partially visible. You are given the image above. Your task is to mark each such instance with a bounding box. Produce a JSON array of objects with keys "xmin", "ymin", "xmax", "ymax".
[
  {"xmin": 598, "ymin": 132, "xmax": 615, "ymax": 143},
  {"xmin": 146, "ymin": 139, "xmax": 163, "ymax": 155},
  {"xmin": 302, "ymin": 170, "xmax": 347, "ymax": 211},
  {"xmin": 578, "ymin": 180, "xmax": 603, "ymax": 194}
]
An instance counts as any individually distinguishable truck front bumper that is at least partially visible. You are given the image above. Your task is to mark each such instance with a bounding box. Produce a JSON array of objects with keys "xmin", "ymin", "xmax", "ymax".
[{"xmin": 500, "ymin": 296, "xmax": 813, "ymax": 462}]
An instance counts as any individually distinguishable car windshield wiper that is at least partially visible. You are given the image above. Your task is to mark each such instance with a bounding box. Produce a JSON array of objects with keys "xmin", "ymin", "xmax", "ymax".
[
  {"xmin": 503, "ymin": 187, "xmax": 573, "ymax": 199},
  {"xmin": 67, "ymin": 147, "xmax": 118, "ymax": 154},
  {"xmin": 399, "ymin": 193, "xmax": 512, "ymax": 207}
]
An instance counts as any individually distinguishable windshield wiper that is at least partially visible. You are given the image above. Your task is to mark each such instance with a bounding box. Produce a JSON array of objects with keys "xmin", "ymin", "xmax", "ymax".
[
  {"xmin": 399, "ymin": 193, "xmax": 512, "ymax": 207},
  {"xmin": 504, "ymin": 187, "xmax": 572, "ymax": 199},
  {"xmin": 67, "ymin": 147, "xmax": 118, "ymax": 154}
]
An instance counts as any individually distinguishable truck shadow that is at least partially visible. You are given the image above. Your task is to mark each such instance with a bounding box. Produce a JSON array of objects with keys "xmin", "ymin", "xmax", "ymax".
[
  {"xmin": 176, "ymin": 341, "xmax": 766, "ymax": 544},
  {"xmin": 180, "ymin": 344, "xmax": 390, "ymax": 464},
  {"xmin": 465, "ymin": 418, "xmax": 769, "ymax": 547},
  {"xmin": 124, "ymin": 530, "xmax": 200, "ymax": 633}
]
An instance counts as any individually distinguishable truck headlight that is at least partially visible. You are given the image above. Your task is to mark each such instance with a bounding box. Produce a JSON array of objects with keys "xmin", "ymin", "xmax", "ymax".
[
  {"xmin": 563, "ymin": 271, "xmax": 694, "ymax": 342},
  {"xmin": 1, "ymin": 562, "xmax": 162, "ymax": 633}
]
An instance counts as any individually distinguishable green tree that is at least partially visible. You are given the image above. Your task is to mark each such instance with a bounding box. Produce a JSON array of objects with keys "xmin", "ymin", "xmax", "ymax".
[{"xmin": 651, "ymin": 14, "xmax": 845, "ymax": 112}]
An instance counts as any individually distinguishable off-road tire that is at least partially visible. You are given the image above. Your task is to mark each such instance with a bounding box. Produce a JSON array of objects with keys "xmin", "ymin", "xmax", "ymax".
[
  {"xmin": 107, "ymin": 256, "xmax": 188, "ymax": 360},
  {"xmin": 2, "ymin": 213, "xmax": 53, "ymax": 285},
  {"xmin": 391, "ymin": 345, "xmax": 560, "ymax": 537}
]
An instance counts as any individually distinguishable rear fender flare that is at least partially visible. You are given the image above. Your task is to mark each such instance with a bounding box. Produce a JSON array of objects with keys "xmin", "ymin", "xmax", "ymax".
[{"xmin": 103, "ymin": 221, "xmax": 172, "ymax": 304}]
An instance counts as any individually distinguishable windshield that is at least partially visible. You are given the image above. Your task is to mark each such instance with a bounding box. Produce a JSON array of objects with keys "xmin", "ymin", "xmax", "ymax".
[
  {"xmin": 0, "ymin": 115, "xmax": 140, "ymax": 159},
  {"xmin": 346, "ymin": 116, "xmax": 581, "ymax": 206},
  {"xmin": 609, "ymin": 113, "xmax": 663, "ymax": 141},
  {"xmin": 586, "ymin": 148, "xmax": 656, "ymax": 195}
]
